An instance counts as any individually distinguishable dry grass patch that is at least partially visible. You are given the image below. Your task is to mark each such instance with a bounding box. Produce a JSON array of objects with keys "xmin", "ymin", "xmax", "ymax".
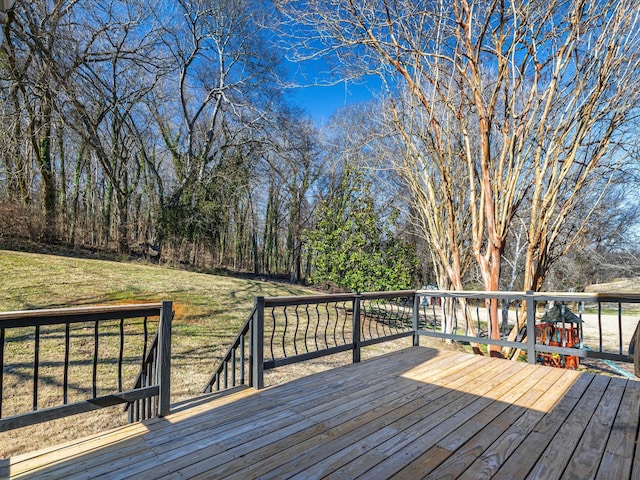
[{"xmin": 0, "ymin": 250, "xmax": 315, "ymax": 458}]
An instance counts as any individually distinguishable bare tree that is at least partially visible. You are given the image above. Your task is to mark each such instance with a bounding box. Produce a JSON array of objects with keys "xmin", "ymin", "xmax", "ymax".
[
  {"xmin": 0, "ymin": 0, "xmax": 75, "ymax": 241},
  {"xmin": 150, "ymin": 0, "xmax": 283, "ymax": 263},
  {"xmin": 260, "ymin": 108, "xmax": 324, "ymax": 282},
  {"xmin": 1, "ymin": 0, "xmax": 165, "ymax": 252},
  {"xmin": 277, "ymin": 0, "xmax": 640, "ymax": 353}
]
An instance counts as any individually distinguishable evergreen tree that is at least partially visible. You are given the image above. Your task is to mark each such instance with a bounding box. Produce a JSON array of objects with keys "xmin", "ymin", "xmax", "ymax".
[{"xmin": 307, "ymin": 167, "xmax": 416, "ymax": 292}]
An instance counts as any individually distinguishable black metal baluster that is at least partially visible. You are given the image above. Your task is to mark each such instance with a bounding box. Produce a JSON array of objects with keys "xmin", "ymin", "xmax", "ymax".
[
  {"xmin": 578, "ymin": 301, "xmax": 584, "ymax": 348},
  {"xmin": 386, "ymin": 300, "xmax": 393, "ymax": 335},
  {"xmin": 450, "ymin": 300, "xmax": 456, "ymax": 334},
  {"xmin": 341, "ymin": 301, "xmax": 348, "ymax": 345},
  {"xmin": 151, "ymin": 349, "xmax": 156, "ymax": 417},
  {"xmin": 332, "ymin": 303, "xmax": 339, "ymax": 347},
  {"xmin": 486, "ymin": 300, "xmax": 493, "ymax": 339},
  {"xmin": 402, "ymin": 299, "xmax": 410, "ymax": 331},
  {"xmin": 314, "ymin": 304, "xmax": 320, "ymax": 350},
  {"xmin": 360, "ymin": 300, "xmax": 367, "ymax": 341},
  {"xmin": 304, "ymin": 305, "xmax": 310, "ymax": 353},
  {"xmin": 390, "ymin": 301, "xmax": 397, "ymax": 334},
  {"xmin": 118, "ymin": 318, "xmax": 124, "ymax": 392},
  {"xmin": 501, "ymin": 302, "xmax": 507, "ymax": 340},
  {"xmin": 323, "ymin": 303, "xmax": 330, "ymax": 349},
  {"xmin": 362, "ymin": 300, "xmax": 371, "ymax": 341},
  {"xmin": 270, "ymin": 307, "xmax": 277, "ymax": 361},
  {"xmin": 140, "ymin": 316, "xmax": 149, "ymax": 418},
  {"xmin": 282, "ymin": 306, "xmax": 288, "ymax": 357},
  {"xmin": 146, "ymin": 359, "xmax": 153, "ymax": 419},
  {"xmin": 561, "ymin": 304, "xmax": 566, "ymax": 347},
  {"xmin": 432, "ymin": 301, "xmax": 438, "ymax": 331},
  {"xmin": 142, "ymin": 316, "xmax": 149, "ymax": 364},
  {"xmin": 394, "ymin": 300, "xmax": 401, "ymax": 333},
  {"xmin": 440, "ymin": 300, "xmax": 447, "ymax": 334},
  {"xmin": 371, "ymin": 299, "xmax": 389, "ymax": 338},
  {"xmin": 34, "ymin": 325, "xmax": 40, "ymax": 411},
  {"xmin": 92, "ymin": 321, "xmax": 99, "ymax": 398},
  {"xmin": 375, "ymin": 300, "xmax": 384, "ymax": 338},
  {"xmin": 425, "ymin": 300, "xmax": 430, "ymax": 330},
  {"xmin": 293, "ymin": 306, "xmax": 299, "ymax": 355},
  {"xmin": 240, "ymin": 334, "xmax": 245, "ymax": 385},
  {"xmin": 618, "ymin": 302, "xmax": 623, "ymax": 355},
  {"xmin": 598, "ymin": 302, "xmax": 603, "ymax": 352},
  {"xmin": 397, "ymin": 299, "xmax": 404, "ymax": 332},
  {"xmin": 63, "ymin": 323, "xmax": 70, "ymax": 404},
  {"xmin": 233, "ymin": 344, "xmax": 238, "ymax": 387},
  {"xmin": 463, "ymin": 302, "xmax": 470, "ymax": 336}
]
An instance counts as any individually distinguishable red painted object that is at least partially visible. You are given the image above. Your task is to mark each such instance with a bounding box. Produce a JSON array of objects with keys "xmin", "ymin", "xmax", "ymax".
[{"xmin": 535, "ymin": 322, "xmax": 580, "ymax": 369}]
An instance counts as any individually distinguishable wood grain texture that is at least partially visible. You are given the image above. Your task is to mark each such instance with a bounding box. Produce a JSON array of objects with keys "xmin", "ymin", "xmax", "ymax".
[{"xmin": 7, "ymin": 346, "xmax": 640, "ymax": 480}]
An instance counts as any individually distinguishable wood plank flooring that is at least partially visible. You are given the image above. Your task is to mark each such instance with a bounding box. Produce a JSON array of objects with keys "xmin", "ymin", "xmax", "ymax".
[{"xmin": 4, "ymin": 346, "xmax": 640, "ymax": 479}]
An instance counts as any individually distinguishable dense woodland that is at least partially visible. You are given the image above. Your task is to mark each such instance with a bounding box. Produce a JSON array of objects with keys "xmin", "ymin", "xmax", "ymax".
[{"xmin": 1, "ymin": 0, "xmax": 640, "ymax": 294}]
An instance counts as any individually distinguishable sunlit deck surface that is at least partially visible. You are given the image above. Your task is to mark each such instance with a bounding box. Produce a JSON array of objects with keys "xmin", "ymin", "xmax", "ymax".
[{"xmin": 5, "ymin": 346, "xmax": 640, "ymax": 479}]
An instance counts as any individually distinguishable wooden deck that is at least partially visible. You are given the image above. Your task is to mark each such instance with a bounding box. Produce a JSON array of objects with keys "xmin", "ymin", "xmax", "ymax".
[{"xmin": 4, "ymin": 346, "xmax": 640, "ymax": 479}]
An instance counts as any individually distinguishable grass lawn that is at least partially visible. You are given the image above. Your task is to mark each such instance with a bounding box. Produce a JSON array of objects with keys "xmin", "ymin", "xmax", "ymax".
[{"xmin": 0, "ymin": 249, "xmax": 318, "ymax": 457}]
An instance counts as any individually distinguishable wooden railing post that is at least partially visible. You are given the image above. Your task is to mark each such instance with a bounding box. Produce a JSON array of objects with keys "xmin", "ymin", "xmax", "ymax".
[
  {"xmin": 157, "ymin": 300, "xmax": 173, "ymax": 417},
  {"xmin": 412, "ymin": 294, "xmax": 420, "ymax": 347},
  {"xmin": 526, "ymin": 291, "xmax": 536, "ymax": 364},
  {"xmin": 353, "ymin": 293, "xmax": 361, "ymax": 363},
  {"xmin": 252, "ymin": 296, "xmax": 265, "ymax": 389}
]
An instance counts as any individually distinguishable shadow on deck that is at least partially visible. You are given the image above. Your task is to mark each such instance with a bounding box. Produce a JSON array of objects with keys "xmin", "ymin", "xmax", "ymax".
[{"xmin": 4, "ymin": 346, "xmax": 640, "ymax": 479}]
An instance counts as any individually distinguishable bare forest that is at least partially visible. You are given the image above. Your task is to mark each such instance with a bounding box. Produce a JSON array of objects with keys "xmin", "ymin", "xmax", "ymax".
[{"xmin": 1, "ymin": 0, "xmax": 640, "ymax": 294}]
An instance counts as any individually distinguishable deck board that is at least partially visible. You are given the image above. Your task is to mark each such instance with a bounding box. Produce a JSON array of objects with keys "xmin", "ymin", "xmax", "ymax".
[
  {"xmin": 596, "ymin": 380, "xmax": 640, "ymax": 479},
  {"xmin": 6, "ymin": 346, "xmax": 640, "ymax": 479}
]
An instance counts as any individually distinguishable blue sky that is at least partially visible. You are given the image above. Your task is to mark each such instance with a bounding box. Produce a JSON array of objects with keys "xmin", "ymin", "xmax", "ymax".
[
  {"xmin": 284, "ymin": 49, "xmax": 382, "ymax": 124},
  {"xmin": 291, "ymin": 80, "xmax": 379, "ymax": 124}
]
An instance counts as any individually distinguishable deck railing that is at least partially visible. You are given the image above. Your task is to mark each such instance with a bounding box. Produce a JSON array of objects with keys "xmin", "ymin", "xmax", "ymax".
[
  {"xmin": 417, "ymin": 290, "xmax": 639, "ymax": 368},
  {"xmin": 204, "ymin": 291, "xmax": 417, "ymax": 392},
  {"xmin": 0, "ymin": 301, "xmax": 172, "ymax": 431},
  {"xmin": 205, "ymin": 290, "xmax": 639, "ymax": 392},
  {"xmin": 202, "ymin": 307, "xmax": 255, "ymax": 394}
]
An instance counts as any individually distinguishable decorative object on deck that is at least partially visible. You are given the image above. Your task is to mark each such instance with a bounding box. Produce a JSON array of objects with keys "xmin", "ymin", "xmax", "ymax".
[{"xmin": 535, "ymin": 304, "xmax": 582, "ymax": 369}]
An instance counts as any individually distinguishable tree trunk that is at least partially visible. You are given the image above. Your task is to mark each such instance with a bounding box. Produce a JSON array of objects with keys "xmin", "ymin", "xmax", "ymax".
[{"xmin": 116, "ymin": 192, "xmax": 129, "ymax": 254}]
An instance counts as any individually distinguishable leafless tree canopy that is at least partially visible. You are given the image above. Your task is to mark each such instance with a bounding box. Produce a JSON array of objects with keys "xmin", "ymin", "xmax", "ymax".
[
  {"xmin": 1, "ymin": 0, "xmax": 640, "ymax": 299},
  {"xmin": 276, "ymin": 0, "xmax": 640, "ymax": 345}
]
